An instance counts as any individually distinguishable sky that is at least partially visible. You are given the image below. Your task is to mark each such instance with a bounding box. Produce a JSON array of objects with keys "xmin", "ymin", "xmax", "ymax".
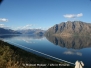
[{"xmin": 0, "ymin": 0, "xmax": 91, "ymax": 30}]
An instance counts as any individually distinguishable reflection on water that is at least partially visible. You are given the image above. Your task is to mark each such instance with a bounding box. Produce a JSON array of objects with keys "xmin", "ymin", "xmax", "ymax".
[
  {"xmin": 0, "ymin": 34, "xmax": 91, "ymax": 67},
  {"xmin": 46, "ymin": 35, "xmax": 91, "ymax": 67},
  {"xmin": 63, "ymin": 50, "xmax": 82, "ymax": 56},
  {"xmin": 0, "ymin": 34, "xmax": 45, "ymax": 44},
  {"xmin": 46, "ymin": 35, "xmax": 91, "ymax": 49},
  {"xmin": 0, "ymin": 34, "xmax": 44, "ymax": 39},
  {"xmin": 0, "ymin": 40, "xmax": 63, "ymax": 68}
]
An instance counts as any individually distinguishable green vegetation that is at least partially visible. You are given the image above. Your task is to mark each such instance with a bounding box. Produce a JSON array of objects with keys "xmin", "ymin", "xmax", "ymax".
[{"xmin": 0, "ymin": 40, "xmax": 73, "ymax": 68}]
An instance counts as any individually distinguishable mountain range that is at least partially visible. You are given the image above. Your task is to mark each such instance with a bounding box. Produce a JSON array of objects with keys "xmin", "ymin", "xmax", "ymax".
[
  {"xmin": 1, "ymin": 21, "xmax": 91, "ymax": 36},
  {"xmin": 0, "ymin": 28, "xmax": 21, "ymax": 34},
  {"xmin": 45, "ymin": 21, "xmax": 91, "ymax": 36},
  {"xmin": 17, "ymin": 29, "xmax": 45, "ymax": 35},
  {"xmin": 0, "ymin": 27, "xmax": 45, "ymax": 35}
]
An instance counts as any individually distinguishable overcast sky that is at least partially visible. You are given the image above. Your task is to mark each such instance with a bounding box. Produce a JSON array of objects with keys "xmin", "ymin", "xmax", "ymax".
[{"xmin": 0, "ymin": 0, "xmax": 91, "ymax": 30}]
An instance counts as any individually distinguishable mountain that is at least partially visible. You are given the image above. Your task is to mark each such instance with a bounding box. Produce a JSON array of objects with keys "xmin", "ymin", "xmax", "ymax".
[
  {"xmin": 45, "ymin": 21, "xmax": 91, "ymax": 36},
  {"xmin": 17, "ymin": 29, "xmax": 45, "ymax": 35},
  {"xmin": 0, "ymin": 28, "xmax": 21, "ymax": 34},
  {"xmin": 46, "ymin": 35, "xmax": 91, "ymax": 49}
]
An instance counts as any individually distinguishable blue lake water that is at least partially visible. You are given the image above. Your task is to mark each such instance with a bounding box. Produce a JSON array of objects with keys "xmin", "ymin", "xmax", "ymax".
[{"xmin": 0, "ymin": 34, "xmax": 91, "ymax": 67}]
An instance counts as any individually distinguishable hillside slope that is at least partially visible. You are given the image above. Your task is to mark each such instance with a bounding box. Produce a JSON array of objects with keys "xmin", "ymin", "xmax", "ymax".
[{"xmin": 45, "ymin": 21, "xmax": 91, "ymax": 36}]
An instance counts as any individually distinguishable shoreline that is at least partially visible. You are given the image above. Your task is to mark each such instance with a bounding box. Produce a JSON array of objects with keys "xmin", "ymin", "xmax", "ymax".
[{"xmin": 0, "ymin": 40, "xmax": 73, "ymax": 68}]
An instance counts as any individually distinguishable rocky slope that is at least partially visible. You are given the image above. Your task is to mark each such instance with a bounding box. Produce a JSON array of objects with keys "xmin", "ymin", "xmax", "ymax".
[{"xmin": 45, "ymin": 21, "xmax": 91, "ymax": 36}]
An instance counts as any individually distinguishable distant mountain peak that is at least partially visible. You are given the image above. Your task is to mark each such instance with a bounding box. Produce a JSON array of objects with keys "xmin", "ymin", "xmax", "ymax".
[
  {"xmin": 0, "ymin": 28, "xmax": 21, "ymax": 34},
  {"xmin": 16, "ymin": 29, "xmax": 45, "ymax": 35}
]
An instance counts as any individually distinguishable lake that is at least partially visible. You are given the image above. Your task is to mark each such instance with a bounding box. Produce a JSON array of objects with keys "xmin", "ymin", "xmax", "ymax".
[{"xmin": 0, "ymin": 34, "xmax": 91, "ymax": 67}]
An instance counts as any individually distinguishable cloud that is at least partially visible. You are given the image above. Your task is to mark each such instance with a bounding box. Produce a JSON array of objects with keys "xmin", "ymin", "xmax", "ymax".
[
  {"xmin": 63, "ymin": 14, "xmax": 76, "ymax": 18},
  {"xmin": 0, "ymin": 24, "xmax": 10, "ymax": 29},
  {"xmin": 76, "ymin": 13, "xmax": 83, "ymax": 17},
  {"xmin": 15, "ymin": 24, "xmax": 48, "ymax": 30},
  {"xmin": 22, "ymin": 24, "xmax": 32, "ymax": 29},
  {"xmin": 63, "ymin": 50, "xmax": 82, "ymax": 56},
  {"xmin": 15, "ymin": 24, "xmax": 33, "ymax": 30},
  {"xmin": 37, "ymin": 27, "xmax": 48, "ymax": 30},
  {"xmin": 63, "ymin": 13, "xmax": 83, "ymax": 18},
  {"xmin": 0, "ymin": 18, "xmax": 8, "ymax": 22},
  {"xmin": 0, "ymin": 24, "xmax": 5, "ymax": 27}
]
